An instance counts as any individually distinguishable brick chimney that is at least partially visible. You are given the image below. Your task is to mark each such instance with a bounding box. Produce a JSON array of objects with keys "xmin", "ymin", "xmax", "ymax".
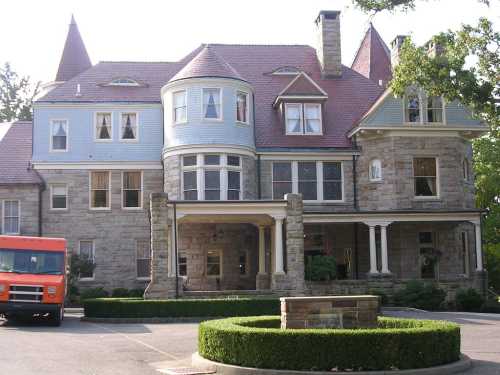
[
  {"xmin": 390, "ymin": 35, "xmax": 408, "ymax": 68},
  {"xmin": 315, "ymin": 10, "xmax": 342, "ymax": 78}
]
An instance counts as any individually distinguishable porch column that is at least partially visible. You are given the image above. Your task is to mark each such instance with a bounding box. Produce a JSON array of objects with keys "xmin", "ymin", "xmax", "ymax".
[
  {"xmin": 474, "ymin": 221, "xmax": 483, "ymax": 271},
  {"xmin": 368, "ymin": 225, "xmax": 378, "ymax": 274},
  {"xmin": 274, "ymin": 217, "xmax": 285, "ymax": 274},
  {"xmin": 168, "ymin": 221, "xmax": 175, "ymax": 277},
  {"xmin": 380, "ymin": 224, "xmax": 390, "ymax": 274},
  {"xmin": 258, "ymin": 226, "xmax": 266, "ymax": 274}
]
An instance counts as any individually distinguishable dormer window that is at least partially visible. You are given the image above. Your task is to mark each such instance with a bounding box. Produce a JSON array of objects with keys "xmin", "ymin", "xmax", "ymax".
[
  {"xmin": 236, "ymin": 91, "xmax": 249, "ymax": 124},
  {"xmin": 285, "ymin": 103, "xmax": 322, "ymax": 135},
  {"xmin": 120, "ymin": 112, "xmax": 138, "ymax": 141},
  {"xmin": 427, "ymin": 96, "xmax": 444, "ymax": 123},
  {"xmin": 108, "ymin": 78, "xmax": 140, "ymax": 87},
  {"xmin": 173, "ymin": 90, "xmax": 187, "ymax": 124},
  {"xmin": 95, "ymin": 112, "xmax": 112, "ymax": 141},
  {"xmin": 405, "ymin": 89, "xmax": 445, "ymax": 124},
  {"xmin": 271, "ymin": 66, "xmax": 301, "ymax": 76},
  {"xmin": 405, "ymin": 92, "xmax": 421, "ymax": 123},
  {"xmin": 203, "ymin": 88, "xmax": 222, "ymax": 120}
]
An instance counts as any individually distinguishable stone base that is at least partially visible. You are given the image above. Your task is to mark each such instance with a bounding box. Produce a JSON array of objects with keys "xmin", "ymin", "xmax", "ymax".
[
  {"xmin": 144, "ymin": 277, "xmax": 182, "ymax": 299},
  {"xmin": 256, "ymin": 273, "xmax": 270, "ymax": 290},
  {"xmin": 473, "ymin": 270, "xmax": 488, "ymax": 294}
]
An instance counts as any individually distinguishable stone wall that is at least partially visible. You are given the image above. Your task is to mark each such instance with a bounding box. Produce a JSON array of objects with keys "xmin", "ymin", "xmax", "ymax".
[
  {"xmin": 38, "ymin": 168, "xmax": 164, "ymax": 291},
  {"xmin": 357, "ymin": 135, "xmax": 475, "ymax": 210},
  {"xmin": 0, "ymin": 184, "xmax": 40, "ymax": 236}
]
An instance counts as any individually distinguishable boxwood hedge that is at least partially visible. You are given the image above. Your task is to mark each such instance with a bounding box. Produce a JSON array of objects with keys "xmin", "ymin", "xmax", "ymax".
[
  {"xmin": 198, "ymin": 316, "xmax": 461, "ymax": 371},
  {"xmin": 83, "ymin": 298, "xmax": 279, "ymax": 318}
]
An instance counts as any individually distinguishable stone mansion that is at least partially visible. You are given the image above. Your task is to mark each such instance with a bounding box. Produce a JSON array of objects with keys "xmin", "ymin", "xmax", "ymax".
[{"xmin": 0, "ymin": 11, "xmax": 488, "ymax": 299}]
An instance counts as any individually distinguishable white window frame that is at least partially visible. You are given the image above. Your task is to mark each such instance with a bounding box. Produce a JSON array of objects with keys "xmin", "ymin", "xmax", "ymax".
[
  {"xmin": 1, "ymin": 200, "xmax": 21, "ymax": 235},
  {"xmin": 202, "ymin": 88, "xmax": 223, "ymax": 121},
  {"xmin": 119, "ymin": 112, "xmax": 139, "ymax": 142},
  {"xmin": 172, "ymin": 90, "xmax": 188, "ymax": 125},
  {"xmin": 462, "ymin": 158, "xmax": 470, "ymax": 182},
  {"xmin": 271, "ymin": 161, "xmax": 344, "ymax": 203},
  {"xmin": 121, "ymin": 171, "xmax": 143, "ymax": 210},
  {"xmin": 89, "ymin": 171, "xmax": 112, "ymax": 210},
  {"xmin": 403, "ymin": 91, "xmax": 446, "ymax": 125},
  {"xmin": 49, "ymin": 119, "xmax": 69, "ymax": 152},
  {"xmin": 404, "ymin": 91, "xmax": 423, "ymax": 124},
  {"xmin": 284, "ymin": 103, "xmax": 323, "ymax": 135},
  {"xmin": 94, "ymin": 112, "xmax": 113, "ymax": 142},
  {"xmin": 369, "ymin": 159, "xmax": 382, "ymax": 182},
  {"xmin": 78, "ymin": 240, "xmax": 95, "ymax": 281},
  {"xmin": 412, "ymin": 157, "xmax": 440, "ymax": 199},
  {"xmin": 50, "ymin": 184, "xmax": 69, "ymax": 211},
  {"xmin": 426, "ymin": 95, "xmax": 445, "ymax": 124},
  {"xmin": 206, "ymin": 249, "xmax": 222, "ymax": 277},
  {"xmin": 236, "ymin": 91, "xmax": 250, "ymax": 125},
  {"xmin": 136, "ymin": 239, "xmax": 151, "ymax": 280},
  {"xmin": 178, "ymin": 252, "xmax": 188, "ymax": 277}
]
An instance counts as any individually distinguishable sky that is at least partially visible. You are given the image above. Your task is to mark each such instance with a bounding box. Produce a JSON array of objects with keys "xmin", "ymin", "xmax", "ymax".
[{"xmin": 0, "ymin": 0, "xmax": 498, "ymax": 84}]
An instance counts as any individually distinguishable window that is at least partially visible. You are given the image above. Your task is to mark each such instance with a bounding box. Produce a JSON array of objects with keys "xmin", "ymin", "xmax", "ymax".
[
  {"xmin": 461, "ymin": 231, "xmax": 470, "ymax": 276},
  {"xmin": 136, "ymin": 239, "xmax": 151, "ymax": 279},
  {"xmin": 427, "ymin": 96, "xmax": 443, "ymax": 123},
  {"xmin": 2, "ymin": 200, "xmax": 20, "ymax": 235},
  {"xmin": 413, "ymin": 158, "xmax": 438, "ymax": 197},
  {"xmin": 183, "ymin": 171, "xmax": 198, "ymax": 200},
  {"xmin": 50, "ymin": 184, "xmax": 68, "ymax": 210},
  {"xmin": 239, "ymin": 250, "xmax": 248, "ymax": 276},
  {"xmin": 298, "ymin": 162, "xmax": 317, "ymax": 200},
  {"xmin": 108, "ymin": 78, "xmax": 140, "ymax": 86},
  {"xmin": 179, "ymin": 253, "xmax": 187, "ymax": 276},
  {"xmin": 405, "ymin": 93, "xmax": 421, "ymax": 123},
  {"xmin": 95, "ymin": 112, "xmax": 112, "ymax": 141},
  {"xmin": 369, "ymin": 159, "xmax": 382, "ymax": 181},
  {"xmin": 50, "ymin": 119, "xmax": 68, "ymax": 151},
  {"xmin": 227, "ymin": 155, "xmax": 241, "ymax": 200},
  {"xmin": 323, "ymin": 162, "xmax": 343, "ymax": 201},
  {"xmin": 204, "ymin": 170, "xmax": 220, "ymax": 200},
  {"xmin": 203, "ymin": 88, "xmax": 221, "ymax": 120},
  {"xmin": 120, "ymin": 113, "xmax": 138, "ymax": 141},
  {"xmin": 122, "ymin": 171, "xmax": 142, "ymax": 209},
  {"xmin": 206, "ymin": 250, "xmax": 221, "ymax": 276},
  {"xmin": 78, "ymin": 240, "xmax": 95, "ymax": 279},
  {"xmin": 90, "ymin": 171, "xmax": 110, "ymax": 209},
  {"xmin": 463, "ymin": 159, "xmax": 470, "ymax": 181},
  {"xmin": 236, "ymin": 91, "xmax": 249, "ymax": 123},
  {"xmin": 418, "ymin": 232, "xmax": 437, "ymax": 279},
  {"xmin": 272, "ymin": 162, "xmax": 292, "ymax": 199},
  {"xmin": 285, "ymin": 103, "xmax": 322, "ymax": 135},
  {"xmin": 173, "ymin": 90, "xmax": 187, "ymax": 124}
]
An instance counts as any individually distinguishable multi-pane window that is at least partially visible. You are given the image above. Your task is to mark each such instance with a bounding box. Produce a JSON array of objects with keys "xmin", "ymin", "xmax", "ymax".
[
  {"xmin": 427, "ymin": 96, "xmax": 443, "ymax": 123},
  {"xmin": 418, "ymin": 232, "xmax": 436, "ymax": 279},
  {"xmin": 120, "ymin": 113, "xmax": 138, "ymax": 140},
  {"xmin": 51, "ymin": 184, "xmax": 68, "ymax": 210},
  {"xmin": 51, "ymin": 119, "xmax": 68, "ymax": 151},
  {"xmin": 369, "ymin": 159, "xmax": 382, "ymax": 181},
  {"xmin": 405, "ymin": 93, "xmax": 421, "ymax": 123},
  {"xmin": 90, "ymin": 171, "xmax": 110, "ymax": 209},
  {"xmin": 204, "ymin": 170, "xmax": 220, "ymax": 200},
  {"xmin": 236, "ymin": 91, "xmax": 249, "ymax": 123},
  {"xmin": 285, "ymin": 103, "xmax": 322, "ymax": 135},
  {"xmin": 173, "ymin": 90, "xmax": 187, "ymax": 123},
  {"xmin": 78, "ymin": 240, "xmax": 95, "ymax": 279},
  {"xmin": 272, "ymin": 162, "xmax": 293, "ymax": 199},
  {"xmin": 206, "ymin": 249, "xmax": 221, "ymax": 276},
  {"xmin": 298, "ymin": 162, "xmax": 317, "ymax": 200},
  {"xmin": 323, "ymin": 162, "xmax": 343, "ymax": 201},
  {"xmin": 136, "ymin": 239, "xmax": 151, "ymax": 279},
  {"xmin": 2, "ymin": 200, "xmax": 20, "ymax": 235},
  {"xmin": 182, "ymin": 155, "xmax": 198, "ymax": 200},
  {"xmin": 122, "ymin": 171, "xmax": 142, "ymax": 208},
  {"xmin": 413, "ymin": 158, "xmax": 438, "ymax": 197},
  {"xmin": 179, "ymin": 253, "xmax": 187, "ymax": 276},
  {"xmin": 95, "ymin": 112, "xmax": 112, "ymax": 141},
  {"xmin": 227, "ymin": 155, "xmax": 241, "ymax": 200},
  {"xmin": 203, "ymin": 88, "xmax": 221, "ymax": 120}
]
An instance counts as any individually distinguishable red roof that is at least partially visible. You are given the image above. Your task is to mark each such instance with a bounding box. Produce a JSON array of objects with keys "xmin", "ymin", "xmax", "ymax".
[{"xmin": 0, "ymin": 121, "xmax": 41, "ymax": 184}]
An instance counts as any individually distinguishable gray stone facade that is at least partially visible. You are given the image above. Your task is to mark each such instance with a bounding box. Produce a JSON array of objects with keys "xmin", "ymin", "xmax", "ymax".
[{"xmin": 0, "ymin": 184, "xmax": 40, "ymax": 236}]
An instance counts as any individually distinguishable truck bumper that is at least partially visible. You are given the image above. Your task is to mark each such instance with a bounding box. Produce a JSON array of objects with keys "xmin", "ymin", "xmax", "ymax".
[{"xmin": 0, "ymin": 302, "xmax": 61, "ymax": 315}]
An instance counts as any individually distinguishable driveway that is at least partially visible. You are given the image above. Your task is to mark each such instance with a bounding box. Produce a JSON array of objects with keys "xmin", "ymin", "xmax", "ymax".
[{"xmin": 1, "ymin": 311, "xmax": 499, "ymax": 374}]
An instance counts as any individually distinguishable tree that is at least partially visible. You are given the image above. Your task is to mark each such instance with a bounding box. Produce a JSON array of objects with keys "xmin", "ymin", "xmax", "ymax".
[
  {"xmin": 0, "ymin": 62, "xmax": 40, "ymax": 122},
  {"xmin": 352, "ymin": 0, "xmax": 491, "ymax": 13}
]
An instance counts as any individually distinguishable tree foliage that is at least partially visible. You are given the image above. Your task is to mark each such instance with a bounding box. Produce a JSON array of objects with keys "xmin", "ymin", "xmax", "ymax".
[
  {"xmin": 0, "ymin": 62, "xmax": 40, "ymax": 122},
  {"xmin": 352, "ymin": 0, "xmax": 491, "ymax": 13}
]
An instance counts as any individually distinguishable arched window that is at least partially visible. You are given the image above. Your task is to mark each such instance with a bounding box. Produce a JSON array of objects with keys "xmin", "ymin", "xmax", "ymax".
[
  {"xmin": 369, "ymin": 159, "xmax": 382, "ymax": 181},
  {"xmin": 108, "ymin": 78, "xmax": 140, "ymax": 87},
  {"xmin": 462, "ymin": 158, "xmax": 469, "ymax": 181}
]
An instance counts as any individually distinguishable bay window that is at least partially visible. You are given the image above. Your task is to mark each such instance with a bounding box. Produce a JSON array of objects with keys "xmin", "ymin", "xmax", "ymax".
[
  {"xmin": 203, "ymin": 88, "xmax": 221, "ymax": 120},
  {"xmin": 90, "ymin": 171, "xmax": 110, "ymax": 209},
  {"xmin": 95, "ymin": 112, "xmax": 112, "ymax": 141},
  {"xmin": 122, "ymin": 171, "xmax": 142, "ymax": 209},
  {"xmin": 413, "ymin": 157, "xmax": 438, "ymax": 197},
  {"xmin": 285, "ymin": 103, "xmax": 322, "ymax": 135},
  {"xmin": 2, "ymin": 200, "xmax": 20, "ymax": 235},
  {"xmin": 50, "ymin": 119, "xmax": 68, "ymax": 151},
  {"xmin": 120, "ymin": 113, "xmax": 138, "ymax": 141},
  {"xmin": 236, "ymin": 91, "xmax": 249, "ymax": 123},
  {"xmin": 204, "ymin": 170, "xmax": 221, "ymax": 200},
  {"xmin": 173, "ymin": 90, "xmax": 187, "ymax": 124}
]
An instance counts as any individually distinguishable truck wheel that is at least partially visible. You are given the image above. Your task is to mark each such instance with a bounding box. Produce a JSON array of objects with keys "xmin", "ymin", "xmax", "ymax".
[{"xmin": 50, "ymin": 306, "xmax": 64, "ymax": 326}]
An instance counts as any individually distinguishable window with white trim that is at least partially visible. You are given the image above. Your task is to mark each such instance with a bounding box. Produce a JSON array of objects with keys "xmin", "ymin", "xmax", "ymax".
[
  {"xmin": 272, "ymin": 162, "xmax": 293, "ymax": 199},
  {"xmin": 298, "ymin": 162, "xmax": 317, "ymax": 200},
  {"xmin": 427, "ymin": 96, "xmax": 444, "ymax": 123},
  {"xmin": 122, "ymin": 171, "xmax": 142, "ymax": 209},
  {"xmin": 206, "ymin": 249, "xmax": 221, "ymax": 276},
  {"xmin": 369, "ymin": 159, "xmax": 382, "ymax": 181},
  {"xmin": 78, "ymin": 240, "xmax": 95, "ymax": 279},
  {"xmin": 95, "ymin": 112, "xmax": 112, "ymax": 141},
  {"xmin": 90, "ymin": 171, "xmax": 111, "ymax": 209},
  {"xmin": 322, "ymin": 162, "xmax": 343, "ymax": 201},
  {"xmin": 236, "ymin": 91, "xmax": 249, "ymax": 123},
  {"xmin": 173, "ymin": 90, "xmax": 187, "ymax": 124},
  {"xmin": 50, "ymin": 119, "xmax": 68, "ymax": 151},
  {"xmin": 179, "ymin": 253, "xmax": 187, "ymax": 276},
  {"xmin": 203, "ymin": 88, "xmax": 221, "ymax": 120},
  {"xmin": 2, "ymin": 200, "xmax": 20, "ymax": 234},
  {"xmin": 285, "ymin": 103, "xmax": 322, "ymax": 135},
  {"xmin": 405, "ymin": 92, "xmax": 421, "ymax": 123},
  {"xmin": 120, "ymin": 113, "xmax": 138, "ymax": 140},
  {"xmin": 50, "ymin": 184, "xmax": 68, "ymax": 210},
  {"xmin": 413, "ymin": 158, "xmax": 438, "ymax": 197},
  {"xmin": 462, "ymin": 159, "xmax": 470, "ymax": 182},
  {"xmin": 136, "ymin": 239, "xmax": 151, "ymax": 279}
]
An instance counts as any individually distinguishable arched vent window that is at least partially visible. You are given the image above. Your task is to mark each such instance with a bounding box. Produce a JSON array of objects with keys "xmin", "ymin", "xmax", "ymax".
[
  {"xmin": 369, "ymin": 159, "xmax": 382, "ymax": 181},
  {"xmin": 108, "ymin": 78, "xmax": 141, "ymax": 87},
  {"xmin": 271, "ymin": 66, "xmax": 301, "ymax": 76}
]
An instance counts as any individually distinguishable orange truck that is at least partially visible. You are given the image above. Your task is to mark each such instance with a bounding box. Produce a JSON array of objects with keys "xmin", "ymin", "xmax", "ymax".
[{"xmin": 0, "ymin": 235, "xmax": 67, "ymax": 326}]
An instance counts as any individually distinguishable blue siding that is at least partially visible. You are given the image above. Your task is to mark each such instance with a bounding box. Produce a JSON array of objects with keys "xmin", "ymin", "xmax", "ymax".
[{"xmin": 33, "ymin": 105, "xmax": 163, "ymax": 162}]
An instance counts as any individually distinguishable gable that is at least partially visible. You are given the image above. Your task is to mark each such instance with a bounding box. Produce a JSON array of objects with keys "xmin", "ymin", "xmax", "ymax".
[{"xmin": 280, "ymin": 73, "xmax": 326, "ymax": 96}]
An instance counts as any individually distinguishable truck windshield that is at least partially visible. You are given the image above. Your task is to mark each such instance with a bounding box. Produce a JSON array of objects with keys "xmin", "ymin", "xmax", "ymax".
[{"xmin": 0, "ymin": 248, "xmax": 64, "ymax": 275}]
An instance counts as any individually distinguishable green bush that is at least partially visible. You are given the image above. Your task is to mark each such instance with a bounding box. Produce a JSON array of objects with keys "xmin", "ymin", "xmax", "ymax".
[
  {"xmin": 481, "ymin": 299, "xmax": 500, "ymax": 313},
  {"xmin": 394, "ymin": 281, "xmax": 446, "ymax": 310},
  {"xmin": 367, "ymin": 289, "xmax": 389, "ymax": 306},
  {"xmin": 129, "ymin": 288, "xmax": 145, "ymax": 298},
  {"xmin": 198, "ymin": 316, "xmax": 460, "ymax": 371},
  {"xmin": 84, "ymin": 298, "xmax": 280, "ymax": 318},
  {"xmin": 305, "ymin": 255, "xmax": 336, "ymax": 281},
  {"xmin": 111, "ymin": 288, "xmax": 131, "ymax": 298},
  {"xmin": 80, "ymin": 287, "xmax": 109, "ymax": 300},
  {"xmin": 455, "ymin": 288, "xmax": 485, "ymax": 312}
]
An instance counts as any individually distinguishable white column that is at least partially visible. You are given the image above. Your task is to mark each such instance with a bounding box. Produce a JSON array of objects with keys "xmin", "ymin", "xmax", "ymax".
[
  {"xmin": 168, "ymin": 222, "xmax": 175, "ymax": 277},
  {"xmin": 274, "ymin": 217, "xmax": 285, "ymax": 274},
  {"xmin": 380, "ymin": 224, "xmax": 390, "ymax": 274},
  {"xmin": 258, "ymin": 226, "xmax": 266, "ymax": 275},
  {"xmin": 368, "ymin": 225, "xmax": 378, "ymax": 274},
  {"xmin": 474, "ymin": 222, "xmax": 483, "ymax": 271}
]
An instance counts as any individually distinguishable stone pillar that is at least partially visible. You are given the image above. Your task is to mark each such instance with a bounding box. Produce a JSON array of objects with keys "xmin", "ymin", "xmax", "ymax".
[
  {"xmin": 380, "ymin": 224, "xmax": 390, "ymax": 274},
  {"xmin": 274, "ymin": 218, "xmax": 285, "ymax": 274},
  {"xmin": 474, "ymin": 222, "xmax": 483, "ymax": 271},
  {"xmin": 368, "ymin": 225, "xmax": 379, "ymax": 275},
  {"xmin": 256, "ymin": 226, "xmax": 269, "ymax": 290}
]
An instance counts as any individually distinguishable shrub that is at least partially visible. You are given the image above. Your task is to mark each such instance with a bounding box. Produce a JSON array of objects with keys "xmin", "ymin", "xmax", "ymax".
[
  {"xmin": 305, "ymin": 255, "xmax": 336, "ymax": 281},
  {"xmin": 394, "ymin": 281, "xmax": 446, "ymax": 310},
  {"xmin": 481, "ymin": 299, "xmax": 500, "ymax": 313},
  {"xmin": 198, "ymin": 316, "xmax": 460, "ymax": 371},
  {"xmin": 80, "ymin": 287, "xmax": 109, "ymax": 300},
  {"xmin": 129, "ymin": 288, "xmax": 145, "ymax": 298},
  {"xmin": 84, "ymin": 298, "xmax": 280, "ymax": 318},
  {"xmin": 111, "ymin": 288, "xmax": 131, "ymax": 298},
  {"xmin": 368, "ymin": 289, "xmax": 389, "ymax": 306},
  {"xmin": 455, "ymin": 288, "xmax": 485, "ymax": 312}
]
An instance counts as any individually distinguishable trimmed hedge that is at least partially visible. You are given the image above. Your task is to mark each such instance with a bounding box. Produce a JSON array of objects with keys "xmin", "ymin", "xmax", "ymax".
[
  {"xmin": 199, "ymin": 316, "xmax": 461, "ymax": 371},
  {"xmin": 83, "ymin": 298, "xmax": 279, "ymax": 318}
]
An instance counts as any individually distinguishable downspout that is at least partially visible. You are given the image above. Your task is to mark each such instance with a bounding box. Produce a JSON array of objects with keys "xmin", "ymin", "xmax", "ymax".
[
  {"xmin": 38, "ymin": 181, "xmax": 46, "ymax": 237},
  {"xmin": 173, "ymin": 202, "xmax": 179, "ymax": 299},
  {"xmin": 352, "ymin": 136, "xmax": 359, "ymax": 279}
]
